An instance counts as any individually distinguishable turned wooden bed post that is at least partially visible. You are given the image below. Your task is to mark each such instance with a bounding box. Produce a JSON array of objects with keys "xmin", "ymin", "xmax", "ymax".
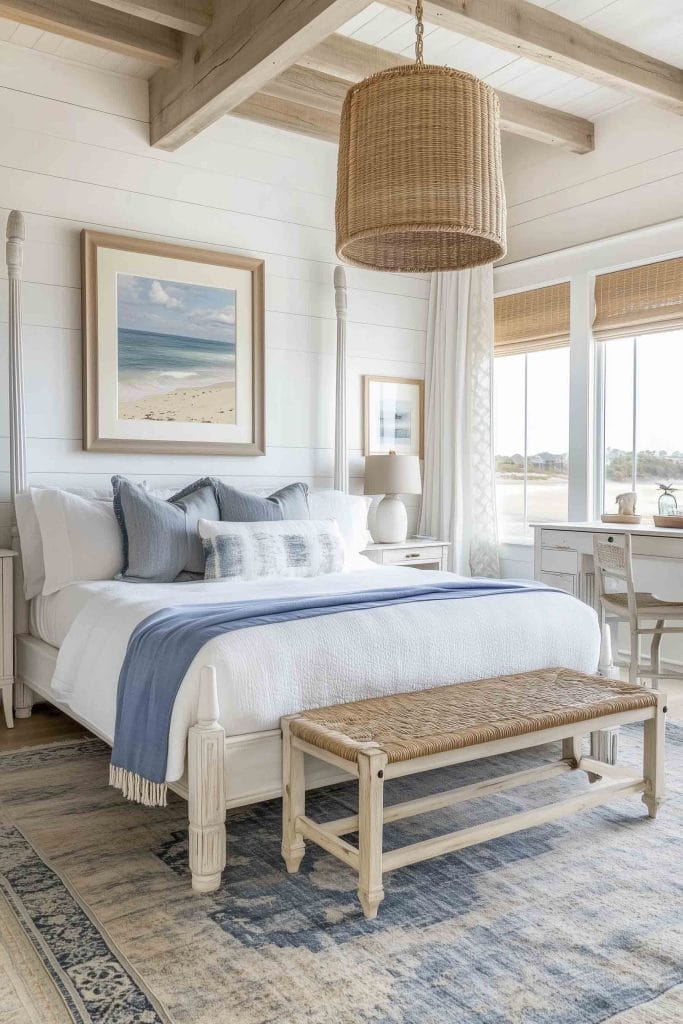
[
  {"xmin": 7, "ymin": 211, "xmax": 33, "ymax": 719},
  {"xmin": 333, "ymin": 265, "xmax": 348, "ymax": 494},
  {"xmin": 188, "ymin": 665, "xmax": 227, "ymax": 893}
]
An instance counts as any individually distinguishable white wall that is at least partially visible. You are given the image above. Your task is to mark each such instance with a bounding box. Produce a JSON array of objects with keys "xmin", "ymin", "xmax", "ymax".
[
  {"xmin": 501, "ymin": 101, "xmax": 683, "ymax": 265},
  {"xmin": 0, "ymin": 41, "xmax": 429, "ymax": 544}
]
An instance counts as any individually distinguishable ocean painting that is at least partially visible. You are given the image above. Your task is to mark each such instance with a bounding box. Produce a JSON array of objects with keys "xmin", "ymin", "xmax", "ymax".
[{"xmin": 116, "ymin": 273, "xmax": 237, "ymax": 424}]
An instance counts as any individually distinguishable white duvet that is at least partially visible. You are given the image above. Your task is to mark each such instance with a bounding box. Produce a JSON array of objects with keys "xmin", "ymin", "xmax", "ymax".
[{"xmin": 50, "ymin": 565, "xmax": 600, "ymax": 783}]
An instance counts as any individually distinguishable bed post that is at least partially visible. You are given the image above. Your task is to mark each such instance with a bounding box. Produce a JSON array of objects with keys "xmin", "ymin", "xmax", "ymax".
[
  {"xmin": 188, "ymin": 665, "xmax": 226, "ymax": 894},
  {"xmin": 7, "ymin": 211, "xmax": 33, "ymax": 719},
  {"xmin": 333, "ymin": 265, "xmax": 348, "ymax": 494}
]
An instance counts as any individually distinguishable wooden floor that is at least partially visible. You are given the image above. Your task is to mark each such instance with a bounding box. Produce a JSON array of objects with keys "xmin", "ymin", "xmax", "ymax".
[
  {"xmin": 0, "ymin": 704, "xmax": 92, "ymax": 752},
  {"xmin": 1, "ymin": 682, "xmax": 682, "ymax": 753}
]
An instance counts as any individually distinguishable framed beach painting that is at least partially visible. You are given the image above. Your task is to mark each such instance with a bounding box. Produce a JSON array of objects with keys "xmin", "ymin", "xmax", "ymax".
[
  {"xmin": 364, "ymin": 375, "xmax": 424, "ymax": 458},
  {"xmin": 81, "ymin": 231, "xmax": 264, "ymax": 455}
]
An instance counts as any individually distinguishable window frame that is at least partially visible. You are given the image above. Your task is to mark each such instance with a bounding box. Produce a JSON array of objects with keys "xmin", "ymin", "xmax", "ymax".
[
  {"xmin": 494, "ymin": 346, "xmax": 570, "ymax": 541},
  {"xmin": 494, "ymin": 237, "xmax": 683, "ymax": 552}
]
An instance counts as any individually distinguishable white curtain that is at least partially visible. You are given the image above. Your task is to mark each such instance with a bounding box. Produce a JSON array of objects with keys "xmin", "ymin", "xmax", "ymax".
[{"xmin": 418, "ymin": 266, "xmax": 500, "ymax": 577}]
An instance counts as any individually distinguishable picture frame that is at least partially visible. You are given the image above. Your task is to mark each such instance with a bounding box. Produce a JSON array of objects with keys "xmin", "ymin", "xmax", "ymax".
[
  {"xmin": 81, "ymin": 230, "xmax": 265, "ymax": 455},
  {"xmin": 363, "ymin": 375, "xmax": 424, "ymax": 458}
]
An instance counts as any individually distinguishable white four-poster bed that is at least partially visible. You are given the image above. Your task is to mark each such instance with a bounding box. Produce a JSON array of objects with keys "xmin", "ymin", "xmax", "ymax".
[{"xmin": 5, "ymin": 211, "xmax": 606, "ymax": 894}]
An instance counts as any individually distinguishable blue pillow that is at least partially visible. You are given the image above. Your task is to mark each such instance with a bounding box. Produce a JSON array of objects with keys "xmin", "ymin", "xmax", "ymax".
[
  {"xmin": 112, "ymin": 476, "xmax": 220, "ymax": 583},
  {"xmin": 212, "ymin": 480, "xmax": 309, "ymax": 523}
]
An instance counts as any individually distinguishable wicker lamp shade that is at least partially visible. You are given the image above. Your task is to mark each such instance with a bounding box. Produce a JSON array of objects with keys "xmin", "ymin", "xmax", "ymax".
[{"xmin": 335, "ymin": 64, "xmax": 507, "ymax": 274}]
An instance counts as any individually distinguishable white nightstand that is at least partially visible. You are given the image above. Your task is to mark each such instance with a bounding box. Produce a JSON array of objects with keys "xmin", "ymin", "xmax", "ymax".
[
  {"xmin": 0, "ymin": 549, "xmax": 16, "ymax": 729},
  {"xmin": 362, "ymin": 537, "xmax": 450, "ymax": 571}
]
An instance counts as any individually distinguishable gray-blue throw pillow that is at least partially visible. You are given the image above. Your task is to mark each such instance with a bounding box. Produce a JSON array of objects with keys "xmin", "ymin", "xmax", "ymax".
[
  {"xmin": 112, "ymin": 476, "xmax": 220, "ymax": 583},
  {"xmin": 212, "ymin": 480, "xmax": 310, "ymax": 522}
]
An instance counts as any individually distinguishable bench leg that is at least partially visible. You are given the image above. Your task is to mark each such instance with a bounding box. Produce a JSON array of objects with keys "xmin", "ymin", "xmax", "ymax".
[
  {"xmin": 281, "ymin": 717, "xmax": 306, "ymax": 874},
  {"xmin": 642, "ymin": 694, "xmax": 666, "ymax": 819},
  {"xmin": 357, "ymin": 748, "xmax": 387, "ymax": 920}
]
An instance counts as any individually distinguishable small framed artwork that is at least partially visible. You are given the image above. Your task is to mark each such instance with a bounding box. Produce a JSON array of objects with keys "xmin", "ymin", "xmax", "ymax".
[
  {"xmin": 364, "ymin": 375, "xmax": 424, "ymax": 458},
  {"xmin": 81, "ymin": 230, "xmax": 264, "ymax": 455}
]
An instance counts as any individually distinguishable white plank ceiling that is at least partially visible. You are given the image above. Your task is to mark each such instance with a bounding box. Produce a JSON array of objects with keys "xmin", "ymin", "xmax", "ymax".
[{"xmin": 0, "ymin": 1, "xmax": 680, "ymax": 118}]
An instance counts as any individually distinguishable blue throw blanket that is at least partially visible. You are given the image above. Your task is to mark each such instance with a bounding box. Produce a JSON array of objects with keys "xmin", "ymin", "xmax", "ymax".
[{"xmin": 110, "ymin": 578, "xmax": 549, "ymax": 805}]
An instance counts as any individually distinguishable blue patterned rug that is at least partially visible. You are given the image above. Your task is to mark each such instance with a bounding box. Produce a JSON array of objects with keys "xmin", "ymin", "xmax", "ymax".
[{"xmin": 0, "ymin": 724, "xmax": 681, "ymax": 1024}]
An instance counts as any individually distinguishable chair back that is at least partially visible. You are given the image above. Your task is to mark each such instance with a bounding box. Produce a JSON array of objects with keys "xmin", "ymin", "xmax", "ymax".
[{"xmin": 593, "ymin": 532, "xmax": 637, "ymax": 618}]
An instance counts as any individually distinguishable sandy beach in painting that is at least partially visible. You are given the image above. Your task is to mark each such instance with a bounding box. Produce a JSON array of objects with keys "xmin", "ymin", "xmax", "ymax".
[
  {"xmin": 116, "ymin": 275, "xmax": 238, "ymax": 426},
  {"xmin": 119, "ymin": 381, "xmax": 236, "ymax": 423}
]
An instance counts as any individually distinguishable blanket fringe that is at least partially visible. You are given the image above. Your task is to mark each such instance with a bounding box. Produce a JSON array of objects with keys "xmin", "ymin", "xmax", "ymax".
[{"xmin": 109, "ymin": 764, "xmax": 167, "ymax": 808}]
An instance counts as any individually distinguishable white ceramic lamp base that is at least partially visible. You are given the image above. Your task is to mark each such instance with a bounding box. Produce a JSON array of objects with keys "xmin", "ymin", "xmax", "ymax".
[{"xmin": 373, "ymin": 494, "xmax": 408, "ymax": 543}]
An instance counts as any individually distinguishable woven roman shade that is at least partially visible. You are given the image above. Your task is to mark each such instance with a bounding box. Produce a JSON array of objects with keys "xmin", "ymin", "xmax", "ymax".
[
  {"xmin": 494, "ymin": 282, "xmax": 570, "ymax": 356},
  {"xmin": 593, "ymin": 257, "xmax": 683, "ymax": 341}
]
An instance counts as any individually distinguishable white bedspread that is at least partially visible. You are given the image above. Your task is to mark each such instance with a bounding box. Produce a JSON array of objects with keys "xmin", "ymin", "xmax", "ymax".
[{"xmin": 50, "ymin": 566, "xmax": 600, "ymax": 782}]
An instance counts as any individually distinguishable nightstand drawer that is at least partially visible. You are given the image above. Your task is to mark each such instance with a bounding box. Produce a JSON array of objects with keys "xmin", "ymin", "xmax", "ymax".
[{"xmin": 381, "ymin": 547, "xmax": 442, "ymax": 565}]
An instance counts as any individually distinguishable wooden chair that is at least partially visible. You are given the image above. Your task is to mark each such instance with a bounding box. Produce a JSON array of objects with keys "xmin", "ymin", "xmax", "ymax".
[{"xmin": 593, "ymin": 533, "xmax": 683, "ymax": 687}]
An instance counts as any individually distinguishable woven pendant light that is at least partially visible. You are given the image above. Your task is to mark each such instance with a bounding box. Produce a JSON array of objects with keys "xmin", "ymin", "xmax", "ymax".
[{"xmin": 335, "ymin": 1, "xmax": 506, "ymax": 273}]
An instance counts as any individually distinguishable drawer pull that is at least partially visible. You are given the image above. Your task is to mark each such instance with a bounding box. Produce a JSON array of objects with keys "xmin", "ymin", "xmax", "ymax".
[{"xmin": 404, "ymin": 552, "xmax": 420, "ymax": 559}]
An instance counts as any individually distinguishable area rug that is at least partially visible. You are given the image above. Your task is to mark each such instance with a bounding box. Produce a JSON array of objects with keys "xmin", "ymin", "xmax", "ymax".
[{"xmin": 0, "ymin": 726, "xmax": 681, "ymax": 1024}]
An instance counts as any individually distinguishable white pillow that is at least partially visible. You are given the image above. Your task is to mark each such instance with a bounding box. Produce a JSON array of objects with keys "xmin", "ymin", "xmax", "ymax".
[
  {"xmin": 31, "ymin": 487, "xmax": 124, "ymax": 596},
  {"xmin": 199, "ymin": 518, "xmax": 345, "ymax": 582},
  {"xmin": 15, "ymin": 482, "xmax": 175, "ymax": 599},
  {"xmin": 14, "ymin": 490, "xmax": 46, "ymax": 600},
  {"xmin": 307, "ymin": 490, "xmax": 371, "ymax": 554}
]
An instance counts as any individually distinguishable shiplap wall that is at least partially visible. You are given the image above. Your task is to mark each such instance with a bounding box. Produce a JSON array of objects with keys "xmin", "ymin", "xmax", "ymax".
[
  {"xmin": 0, "ymin": 40, "xmax": 429, "ymax": 545},
  {"xmin": 501, "ymin": 101, "xmax": 683, "ymax": 264}
]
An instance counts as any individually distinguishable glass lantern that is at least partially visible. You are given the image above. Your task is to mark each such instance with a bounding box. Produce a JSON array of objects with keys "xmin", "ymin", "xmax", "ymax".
[{"xmin": 658, "ymin": 483, "xmax": 678, "ymax": 516}]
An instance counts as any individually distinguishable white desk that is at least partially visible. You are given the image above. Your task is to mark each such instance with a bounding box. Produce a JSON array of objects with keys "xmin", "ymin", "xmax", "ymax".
[
  {"xmin": 533, "ymin": 521, "xmax": 683, "ymax": 764},
  {"xmin": 533, "ymin": 522, "xmax": 683, "ymax": 612}
]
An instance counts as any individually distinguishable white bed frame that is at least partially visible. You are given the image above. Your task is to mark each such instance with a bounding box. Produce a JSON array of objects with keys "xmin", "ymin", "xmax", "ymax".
[
  {"xmin": 7, "ymin": 211, "xmax": 352, "ymax": 893},
  {"xmin": 6, "ymin": 212, "xmax": 616, "ymax": 894}
]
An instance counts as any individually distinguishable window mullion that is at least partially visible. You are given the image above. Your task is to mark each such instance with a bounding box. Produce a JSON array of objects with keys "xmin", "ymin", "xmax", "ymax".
[
  {"xmin": 632, "ymin": 337, "xmax": 639, "ymax": 494},
  {"xmin": 528, "ymin": 354, "xmax": 532, "ymax": 532}
]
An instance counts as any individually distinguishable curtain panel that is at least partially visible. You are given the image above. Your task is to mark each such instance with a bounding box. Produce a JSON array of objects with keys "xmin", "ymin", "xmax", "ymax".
[{"xmin": 419, "ymin": 267, "xmax": 499, "ymax": 577}]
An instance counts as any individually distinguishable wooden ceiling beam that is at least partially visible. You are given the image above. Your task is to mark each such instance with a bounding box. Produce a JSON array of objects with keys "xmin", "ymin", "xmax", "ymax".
[
  {"xmin": 90, "ymin": 0, "xmax": 212, "ymax": 36},
  {"xmin": 384, "ymin": 0, "xmax": 683, "ymax": 112},
  {"xmin": 149, "ymin": 0, "xmax": 372, "ymax": 151},
  {"xmin": 0, "ymin": 0, "xmax": 182, "ymax": 65},
  {"xmin": 233, "ymin": 92, "xmax": 340, "ymax": 143},
  {"xmin": 298, "ymin": 34, "xmax": 594, "ymax": 153}
]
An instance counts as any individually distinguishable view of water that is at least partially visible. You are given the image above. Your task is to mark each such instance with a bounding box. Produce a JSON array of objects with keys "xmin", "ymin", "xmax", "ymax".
[
  {"xmin": 118, "ymin": 328, "xmax": 235, "ymax": 403},
  {"xmin": 496, "ymin": 475, "xmax": 683, "ymax": 542}
]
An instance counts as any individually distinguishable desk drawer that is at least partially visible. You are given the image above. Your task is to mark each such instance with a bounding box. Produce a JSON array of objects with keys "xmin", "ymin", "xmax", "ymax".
[
  {"xmin": 541, "ymin": 530, "xmax": 592, "ymax": 555},
  {"xmin": 631, "ymin": 535, "xmax": 683, "ymax": 559},
  {"xmin": 540, "ymin": 571, "xmax": 576, "ymax": 596},
  {"xmin": 541, "ymin": 547, "xmax": 578, "ymax": 574}
]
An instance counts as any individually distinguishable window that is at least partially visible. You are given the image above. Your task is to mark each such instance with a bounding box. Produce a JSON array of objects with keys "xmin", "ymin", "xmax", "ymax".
[
  {"xmin": 494, "ymin": 348, "xmax": 570, "ymax": 541},
  {"xmin": 493, "ymin": 283, "xmax": 571, "ymax": 541},
  {"xmin": 601, "ymin": 329, "xmax": 683, "ymax": 517}
]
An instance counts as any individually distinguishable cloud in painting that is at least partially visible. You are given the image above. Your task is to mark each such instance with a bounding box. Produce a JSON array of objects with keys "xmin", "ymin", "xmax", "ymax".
[
  {"xmin": 117, "ymin": 272, "xmax": 237, "ymax": 344},
  {"xmin": 149, "ymin": 279, "xmax": 182, "ymax": 310},
  {"xmin": 191, "ymin": 305, "xmax": 236, "ymax": 329}
]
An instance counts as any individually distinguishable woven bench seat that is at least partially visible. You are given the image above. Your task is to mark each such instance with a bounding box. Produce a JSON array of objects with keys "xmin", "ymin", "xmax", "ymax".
[
  {"xmin": 281, "ymin": 667, "xmax": 666, "ymax": 920},
  {"xmin": 289, "ymin": 667, "xmax": 658, "ymax": 765}
]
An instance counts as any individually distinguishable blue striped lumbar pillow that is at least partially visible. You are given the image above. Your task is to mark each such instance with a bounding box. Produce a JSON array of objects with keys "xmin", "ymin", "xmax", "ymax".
[{"xmin": 198, "ymin": 518, "xmax": 346, "ymax": 582}]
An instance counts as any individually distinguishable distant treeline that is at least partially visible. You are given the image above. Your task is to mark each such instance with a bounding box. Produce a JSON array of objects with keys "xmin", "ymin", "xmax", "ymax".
[
  {"xmin": 606, "ymin": 450, "xmax": 683, "ymax": 481},
  {"xmin": 496, "ymin": 449, "xmax": 683, "ymax": 482}
]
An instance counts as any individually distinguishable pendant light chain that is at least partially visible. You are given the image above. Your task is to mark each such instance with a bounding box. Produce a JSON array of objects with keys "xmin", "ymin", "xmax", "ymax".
[{"xmin": 415, "ymin": 0, "xmax": 424, "ymax": 66}]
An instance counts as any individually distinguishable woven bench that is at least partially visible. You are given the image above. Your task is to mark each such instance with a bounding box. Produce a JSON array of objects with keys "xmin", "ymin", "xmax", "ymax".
[{"xmin": 281, "ymin": 667, "xmax": 666, "ymax": 919}]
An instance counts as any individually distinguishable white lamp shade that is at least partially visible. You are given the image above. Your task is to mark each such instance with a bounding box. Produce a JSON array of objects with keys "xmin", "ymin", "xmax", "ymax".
[{"xmin": 364, "ymin": 453, "xmax": 422, "ymax": 495}]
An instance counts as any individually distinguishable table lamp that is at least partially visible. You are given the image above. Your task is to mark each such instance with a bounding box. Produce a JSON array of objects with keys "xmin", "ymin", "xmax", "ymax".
[{"xmin": 364, "ymin": 452, "xmax": 422, "ymax": 543}]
